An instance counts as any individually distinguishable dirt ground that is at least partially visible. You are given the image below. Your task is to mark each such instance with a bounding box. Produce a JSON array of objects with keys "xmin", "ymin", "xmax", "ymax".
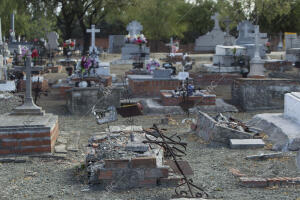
[{"xmin": 1, "ymin": 53, "xmax": 300, "ymax": 200}]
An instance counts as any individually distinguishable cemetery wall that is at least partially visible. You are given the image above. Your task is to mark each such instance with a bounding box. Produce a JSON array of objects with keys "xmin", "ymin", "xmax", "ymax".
[{"xmin": 232, "ymin": 78, "xmax": 300, "ymax": 111}]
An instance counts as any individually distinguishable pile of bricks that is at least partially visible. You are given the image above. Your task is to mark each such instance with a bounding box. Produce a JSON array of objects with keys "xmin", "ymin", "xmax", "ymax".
[
  {"xmin": 160, "ymin": 90, "xmax": 216, "ymax": 106},
  {"xmin": 230, "ymin": 168, "xmax": 300, "ymax": 188},
  {"xmin": 239, "ymin": 177, "xmax": 300, "ymax": 188},
  {"xmin": 86, "ymin": 127, "xmax": 181, "ymax": 189}
]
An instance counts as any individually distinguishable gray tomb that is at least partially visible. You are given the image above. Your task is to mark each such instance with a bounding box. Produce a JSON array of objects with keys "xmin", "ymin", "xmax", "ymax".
[
  {"xmin": 121, "ymin": 21, "xmax": 150, "ymax": 61},
  {"xmin": 108, "ymin": 35, "xmax": 125, "ymax": 53},
  {"xmin": 194, "ymin": 13, "xmax": 234, "ymax": 52},
  {"xmin": 235, "ymin": 20, "xmax": 268, "ymax": 59}
]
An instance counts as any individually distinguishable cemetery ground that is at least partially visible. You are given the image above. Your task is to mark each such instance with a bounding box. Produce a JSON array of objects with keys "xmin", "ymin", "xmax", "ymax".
[{"xmin": 0, "ymin": 53, "xmax": 300, "ymax": 200}]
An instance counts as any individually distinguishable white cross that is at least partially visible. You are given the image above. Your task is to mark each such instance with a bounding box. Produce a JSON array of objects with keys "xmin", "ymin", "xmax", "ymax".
[{"xmin": 87, "ymin": 25, "xmax": 100, "ymax": 50}]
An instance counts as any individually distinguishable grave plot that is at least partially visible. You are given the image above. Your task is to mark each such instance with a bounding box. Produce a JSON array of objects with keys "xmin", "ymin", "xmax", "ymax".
[{"xmin": 85, "ymin": 124, "xmax": 209, "ymax": 198}]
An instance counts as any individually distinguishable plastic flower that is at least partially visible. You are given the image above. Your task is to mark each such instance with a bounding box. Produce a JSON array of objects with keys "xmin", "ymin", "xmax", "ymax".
[{"xmin": 31, "ymin": 49, "xmax": 39, "ymax": 58}]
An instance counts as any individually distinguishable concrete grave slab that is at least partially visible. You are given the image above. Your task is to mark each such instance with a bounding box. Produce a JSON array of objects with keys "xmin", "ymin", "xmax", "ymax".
[{"xmin": 230, "ymin": 139, "xmax": 265, "ymax": 149}]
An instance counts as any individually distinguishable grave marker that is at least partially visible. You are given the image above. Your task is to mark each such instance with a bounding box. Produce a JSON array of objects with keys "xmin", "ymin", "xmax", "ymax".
[
  {"xmin": 11, "ymin": 56, "xmax": 44, "ymax": 115},
  {"xmin": 87, "ymin": 25, "xmax": 100, "ymax": 54}
]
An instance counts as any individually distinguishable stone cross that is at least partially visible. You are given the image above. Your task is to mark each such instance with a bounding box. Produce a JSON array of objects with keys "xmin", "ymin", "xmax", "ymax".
[
  {"xmin": 277, "ymin": 32, "xmax": 283, "ymax": 50},
  {"xmin": 87, "ymin": 25, "xmax": 100, "ymax": 52},
  {"xmin": 10, "ymin": 12, "xmax": 16, "ymax": 42},
  {"xmin": 0, "ymin": 18, "xmax": 3, "ymax": 46},
  {"xmin": 211, "ymin": 13, "xmax": 220, "ymax": 30},
  {"xmin": 127, "ymin": 21, "xmax": 143, "ymax": 37},
  {"xmin": 250, "ymin": 25, "xmax": 265, "ymax": 60},
  {"xmin": 223, "ymin": 18, "xmax": 232, "ymax": 46},
  {"xmin": 166, "ymin": 37, "xmax": 174, "ymax": 53},
  {"xmin": 11, "ymin": 56, "xmax": 44, "ymax": 115}
]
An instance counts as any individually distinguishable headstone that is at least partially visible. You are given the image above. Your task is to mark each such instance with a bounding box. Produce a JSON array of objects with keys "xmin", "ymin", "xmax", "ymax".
[
  {"xmin": 285, "ymin": 33, "xmax": 300, "ymax": 50},
  {"xmin": 10, "ymin": 12, "xmax": 16, "ymax": 43},
  {"xmin": 248, "ymin": 25, "xmax": 266, "ymax": 78},
  {"xmin": 277, "ymin": 32, "xmax": 283, "ymax": 51},
  {"xmin": 108, "ymin": 35, "xmax": 125, "ymax": 53},
  {"xmin": 10, "ymin": 56, "xmax": 45, "ymax": 115},
  {"xmin": 46, "ymin": 32, "xmax": 59, "ymax": 50},
  {"xmin": 153, "ymin": 69, "xmax": 172, "ymax": 79},
  {"xmin": 120, "ymin": 20, "xmax": 150, "ymax": 61},
  {"xmin": 0, "ymin": 18, "xmax": 3, "ymax": 46},
  {"xmin": 236, "ymin": 21, "xmax": 268, "ymax": 58}
]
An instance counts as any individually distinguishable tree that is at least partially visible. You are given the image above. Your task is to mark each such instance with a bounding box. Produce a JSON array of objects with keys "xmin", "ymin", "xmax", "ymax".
[
  {"xmin": 74, "ymin": 0, "xmax": 135, "ymax": 54},
  {"xmin": 182, "ymin": 0, "xmax": 217, "ymax": 43}
]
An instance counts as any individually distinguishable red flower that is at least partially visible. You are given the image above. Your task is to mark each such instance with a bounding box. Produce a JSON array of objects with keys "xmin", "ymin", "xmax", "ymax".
[
  {"xmin": 34, "ymin": 38, "xmax": 38, "ymax": 42},
  {"xmin": 70, "ymin": 42, "xmax": 75, "ymax": 47},
  {"xmin": 31, "ymin": 49, "xmax": 39, "ymax": 58},
  {"xmin": 136, "ymin": 39, "xmax": 142, "ymax": 44},
  {"xmin": 63, "ymin": 43, "xmax": 67, "ymax": 48}
]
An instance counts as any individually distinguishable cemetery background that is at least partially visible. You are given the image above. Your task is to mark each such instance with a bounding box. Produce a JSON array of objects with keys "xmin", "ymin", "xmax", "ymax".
[{"xmin": 1, "ymin": 0, "xmax": 300, "ymax": 200}]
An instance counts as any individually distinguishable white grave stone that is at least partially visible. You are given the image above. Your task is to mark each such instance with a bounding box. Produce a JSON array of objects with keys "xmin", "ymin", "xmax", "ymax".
[{"xmin": 46, "ymin": 32, "xmax": 59, "ymax": 50}]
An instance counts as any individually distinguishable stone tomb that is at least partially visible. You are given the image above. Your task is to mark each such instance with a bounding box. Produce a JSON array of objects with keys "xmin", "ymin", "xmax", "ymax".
[
  {"xmin": 127, "ymin": 70, "xmax": 181, "ymax": 97},
  {"xmin": 203, "ymin": 45, "xmax": 247, "ymax": 73},
  {"xmin": 194, "ymin": 13, "xmax": 234, "ymax": 52},
  {"xmin": 0, "ymin": 57, "xmax": 59, "ymax": 155},
  {"xmin": 232, "ymin": 78, "xmax": 300, "ymax": 111},
  {"xmin": 66, "ymin": 86, "xmax": 121, "ymax": 115},
  {"xmin": 247, "ymin": 92, "xmax": 300, "ymax": 151},
  {"xmin": 86, "ymin": 127, "xmax": 182, "ymax": 189}
]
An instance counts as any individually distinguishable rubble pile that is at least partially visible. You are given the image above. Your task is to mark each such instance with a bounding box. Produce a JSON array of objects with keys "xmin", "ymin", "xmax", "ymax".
[
  {"xmin": 86, "ymin": 126, "xmax": 181, "ymax": 190},
  {"xmin": 214, "ymin": 113, "xmax": 256, "ymax": 134},
  {"xmin": 0, "ymin": 92, "xmax": 22, "ymax": 114}
]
